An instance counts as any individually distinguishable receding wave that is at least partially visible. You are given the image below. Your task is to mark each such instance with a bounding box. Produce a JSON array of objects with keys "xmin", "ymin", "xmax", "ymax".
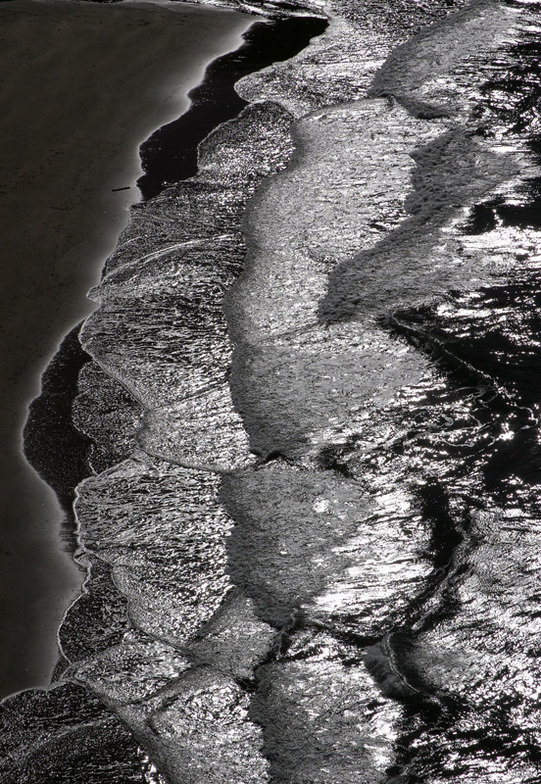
[{"xmin": 5, "ymin": 1, "xmax": 541, "ymax": 783}]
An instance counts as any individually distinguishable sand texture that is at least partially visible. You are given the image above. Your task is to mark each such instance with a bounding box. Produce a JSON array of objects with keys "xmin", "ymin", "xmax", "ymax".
[{"xmin": 0, "ymin": 0, "xmax": 250, "ymax": 698}]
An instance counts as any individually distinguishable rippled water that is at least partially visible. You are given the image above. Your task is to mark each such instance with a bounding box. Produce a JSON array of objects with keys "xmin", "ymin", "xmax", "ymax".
[
  {"xmin": 81, "ymin": 4, "xmax": 541, "ymax": 781},
  {"xmin": 359, "ymin": 17, "xmax": 541, "ymax": 781},
  {"xmin": 223, "ymin": 3, "xmax": 541, "ymax": 781},
  {"xmin": 5, "ymin": 1, "xmax": 541, "ymax": 782}
]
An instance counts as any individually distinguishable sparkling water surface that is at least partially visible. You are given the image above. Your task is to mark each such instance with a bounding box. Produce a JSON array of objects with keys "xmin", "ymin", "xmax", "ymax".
[{"xmin": 3, "ymin": 1, "xmax": 541, "ymax": 782}]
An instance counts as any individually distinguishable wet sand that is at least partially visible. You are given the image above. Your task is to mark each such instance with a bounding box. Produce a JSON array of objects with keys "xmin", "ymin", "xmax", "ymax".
[{"xmin": 0, "ymin": 0, "xmax": 251, "ymax": 699}]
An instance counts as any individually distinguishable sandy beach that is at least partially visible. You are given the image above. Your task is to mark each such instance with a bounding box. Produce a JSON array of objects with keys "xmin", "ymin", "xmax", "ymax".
[{"xmin": 0, "ymin": 0, "xmax": 251, "ymax": 698}]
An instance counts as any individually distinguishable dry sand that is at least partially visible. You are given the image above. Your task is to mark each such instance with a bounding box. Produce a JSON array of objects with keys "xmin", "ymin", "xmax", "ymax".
[{"xmin": 0, "ymin": 0, "xmax": 251, "ymax": 698}]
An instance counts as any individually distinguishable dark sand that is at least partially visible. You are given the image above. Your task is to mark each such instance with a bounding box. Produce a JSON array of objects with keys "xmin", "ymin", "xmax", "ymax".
[{"xmin": 0, "ymin": 0, "xmax": 251, "ymax": 699}]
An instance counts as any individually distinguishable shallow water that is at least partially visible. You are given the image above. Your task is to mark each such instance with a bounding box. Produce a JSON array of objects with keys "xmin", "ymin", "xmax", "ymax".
[
  {"xmin": 0, "ymin": 0, "xmax": 251, "ymax": 700},
  {"xmin": 221, "ymin": 3, "xmax": 541, "ymax": 780},
  {"xmin": 3, "ymin": 0, "xmax": 541, "ymax": 780}
]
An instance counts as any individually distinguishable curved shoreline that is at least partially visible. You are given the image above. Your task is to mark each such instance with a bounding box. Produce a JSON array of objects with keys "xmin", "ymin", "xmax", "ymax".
[
  {"xmin": 68, "ymin": 0, "xmax": 541, "ymax": 780},
  {"xmin": 3, "ymin": 0, "xmax": 541, "ymax": 781},
  {"xmin": 0, "ymin": 0, "xmax": 251, "ymax": 700}
]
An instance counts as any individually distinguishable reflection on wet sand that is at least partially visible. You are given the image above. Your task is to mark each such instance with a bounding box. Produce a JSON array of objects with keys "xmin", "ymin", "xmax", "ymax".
[{"xmin": 0, "ymin": 0, "xmax": 251, "ymax": 699}]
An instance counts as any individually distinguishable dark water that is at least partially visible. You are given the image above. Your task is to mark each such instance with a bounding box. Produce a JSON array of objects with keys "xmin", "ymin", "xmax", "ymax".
[
  {"xmin": 138, "ymin": 16, "xmax": 328, "ymax": 200},
  {"xmin": 0, "ymin": 0, "xmax": 255, "ymax": 702},
  {"xmin": 23, "ymin": 18, "xmax": 328, "ymax": 506},
  {"xmin": 12, "ymin": 2, "xmax": 541, "ymax": 781},
  {"xmin": 371, "ymin": 24, "xmax": 541, "ymax": 781},
  {"xmin": 24, "ymin": 326, "xmax": 92, "ymax": 521},
  {"xmin": 17, "ymin": 6, "xmax": 326, "ymax": 706}
]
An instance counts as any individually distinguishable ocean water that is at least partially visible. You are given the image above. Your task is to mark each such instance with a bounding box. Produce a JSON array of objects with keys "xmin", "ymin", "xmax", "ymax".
[
  {"xmin": 0, "ymin": 0, "xmax": 252, "ymax": 700},
  {"xmin": 221, "ymin": 2, "xmax": 541, "ymax": 781},
  {"xmin": 3, "ymin": 0, "xmax": 541, "ymax": 782}
]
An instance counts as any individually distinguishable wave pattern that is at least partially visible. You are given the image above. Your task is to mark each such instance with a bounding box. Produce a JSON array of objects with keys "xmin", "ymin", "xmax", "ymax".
[{"xmin": 4, "ymin": 1, "xmax": 541, "ymax": 783}]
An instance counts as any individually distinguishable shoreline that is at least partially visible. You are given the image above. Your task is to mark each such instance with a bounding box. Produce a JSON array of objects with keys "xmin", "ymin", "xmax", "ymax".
[{"xmin": 0, "ymin": 0, "xmax": 251, "ymax": 699}]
